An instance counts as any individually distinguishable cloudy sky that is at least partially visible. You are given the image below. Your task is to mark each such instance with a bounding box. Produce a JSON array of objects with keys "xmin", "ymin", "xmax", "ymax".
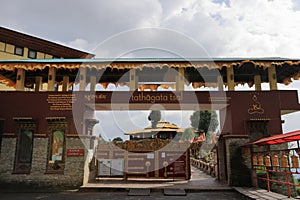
[
  {"xmin": 1, "ymin": 0, "xmax": 300, "ymax": 139},
  {"xmin": 2, "ymin": 0, "xmax": 300, "ymax": 58}
]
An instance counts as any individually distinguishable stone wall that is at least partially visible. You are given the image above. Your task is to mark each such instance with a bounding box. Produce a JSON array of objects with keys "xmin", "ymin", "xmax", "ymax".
[
  {"xmin": 0, "ymin": 137, "xmax": 88, "ymax": 190},
  {"xmin": 225, "ymin": 137, "xmax": 252, "ymax": 186},
  {"xmin": 0, "ymin": 138, "xmax": 17, "ymax": 177},
  {"xmin": 216, "ymin": 136, "xmax": 227, "ymax": 181}
]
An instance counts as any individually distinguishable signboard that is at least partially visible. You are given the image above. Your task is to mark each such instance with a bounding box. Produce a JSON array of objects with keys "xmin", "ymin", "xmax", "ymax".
[
  {"xmin": 174, "ymin": 161, "xmax": 185, "ymax": 174},
  {"xmin": 66, "ymin": 149, "xmax": 84, "ymax": 157},
  {"xmin": 47, "ymin": 94, "xmax": 77, "ymax": 111},
  {"xmin": 98, "ymin": 159, "xmax": 124, "ymax": 176},
  {"xmin": 111, "ymin": 159, "xmax": 124, "ymax": 176},
  {"xmin": 98, "ymin": 159, "xmax": 111, "ymax": 176}
]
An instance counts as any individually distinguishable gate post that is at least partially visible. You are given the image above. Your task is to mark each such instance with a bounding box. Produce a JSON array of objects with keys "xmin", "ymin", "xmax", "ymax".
[
  {"xmin": 217, "ymin": 135, "xmax": 227, "ymax": 181},
  {"xmin": 224, "ymin": 136, "xmax": 252, "ymax": 186}
]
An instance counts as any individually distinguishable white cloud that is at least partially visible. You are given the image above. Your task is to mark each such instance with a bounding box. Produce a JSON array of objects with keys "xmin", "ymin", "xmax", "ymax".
[
  {"xmin": 2, "ymin": 0, "xmax": 300, "ymax": 58},
  {"xmin": 68, "ymin": 38, "xmax": 92, "ymax": 52},
  {"xmin": 160, "ymin": 0, "xmax": 300, "ymax": 58}
]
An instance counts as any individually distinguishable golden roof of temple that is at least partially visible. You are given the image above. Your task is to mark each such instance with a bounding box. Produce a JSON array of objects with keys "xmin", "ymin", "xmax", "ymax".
[{"xmin": 125, "ymin": 121, "xmax": 184, "ymax": 135}]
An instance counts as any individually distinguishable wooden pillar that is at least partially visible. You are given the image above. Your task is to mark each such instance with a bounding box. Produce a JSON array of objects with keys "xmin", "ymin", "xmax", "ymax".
[
  {"xmin": 129, "ymin": 69, "xmax": 138, "ymax": 91},
  {"xmin": 226, "ymin": 66, "xmax": 235, "ymax": 91},
  {"xmin": 35, "ymin": 76, "xmax": 43, "ymax": 92},
  {"xmin": 217, "ymin": 75, "xmax": 224, "ymax": 91},
  {"xmin": 176, "ymin": 68, "xmax": 185, "ymax": 91},
  {"xmin": 268, "ymin": 65, "xmax": 277, "ymax": 90},
  {"xmin": 79, "ymin": 67, "xmax": 87, "ymax": 91},
  {"xmin": 16, "ymin": 68, "xmax": 25, "ymax": 91},
  {"xmin": 90, "ymin": 75, "xmax": 97, "ymax": 92},
  {"xmin": 254, "ymin": 75, "xmax": 262, "ymax": 91},
  {"xmin": 47, "ymin": 67, "xmax": 56, "ymax": 91},
  {"xmin": 62, "ymin": 76, "xmax": 69, "ymax": 92}
]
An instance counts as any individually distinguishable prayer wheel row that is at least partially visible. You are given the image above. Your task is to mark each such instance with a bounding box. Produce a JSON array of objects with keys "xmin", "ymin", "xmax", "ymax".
[{"xmin": 252, "ymin": 155, "xmax": 299, "ymax": 168}]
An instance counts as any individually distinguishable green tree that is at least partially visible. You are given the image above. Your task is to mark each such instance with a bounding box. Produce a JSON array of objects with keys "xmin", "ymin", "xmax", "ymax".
[
  {"xmin": 205, "ymin": 131, "xmax": 215, "ymax": 144},
  {"xmin": 190, "ymin": 110, "xmax": 219, "ymax": 134},
  {"xmin": 181, "ymin": 128, "xmax": 196, "ymax": 141},
  {"xmin": 112, "ymin": 137, "xmax": 123, "ymax": 142},
  {"xmin": 148, "ymin": 110, "xmax": 161, "ymax": 128}
]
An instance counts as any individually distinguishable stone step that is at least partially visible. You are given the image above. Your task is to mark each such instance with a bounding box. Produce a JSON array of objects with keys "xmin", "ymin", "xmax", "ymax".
[
  {"xmin": 128, "ymin": 188, "xmax": 150, "ymax": 196},
  {"xmin": 164, "ymin": 188, "xmax": 186, "ymax": 196}
]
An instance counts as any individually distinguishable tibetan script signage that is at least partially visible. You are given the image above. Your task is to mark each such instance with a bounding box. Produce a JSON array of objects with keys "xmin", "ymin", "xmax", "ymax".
[
  {"xmin": 66, "ymin": 148, "xmax": 84, "ymax": 157},
  {"xmin": 47, "ymin": 94, "xmax": 77, "ymax": 111}
]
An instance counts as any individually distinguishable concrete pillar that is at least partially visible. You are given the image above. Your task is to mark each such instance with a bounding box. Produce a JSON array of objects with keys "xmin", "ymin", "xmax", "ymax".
[
  {"xmin": 226, "ymin": 66, "xmax": 235, "ymax": 91},
  {"xmin": 62, "ymin": 76, "xmax": 69, "ymax": 92},
  {"xmin": 90, "ymin": 75, "xmax": 97, "ymax": 92},
  {"xmin": 79, "ymin": 67, "xmax": 87, "ymax": 91},
  {"xmin": 35, "ymin": 76, "xmax": 43, "ymax": 92},
  {"xmin": 16, "ymin": 68, "xmax": 25, "ymax": 91},
  {"xmin": 268, "ymin": 65, "xmax": 277, "ymax": 90},
  {"xmin": 129, "ymin": 69, "xmax": 138, "ymax": 91},
  {"xmin": 176, "ymin": 68, "xmax": 185, "ymax": 91},
  {"xmin": 217, "ymin": 75, "xmax": 224, "ymax": 91},
  {"xmin": 254, "ymin": 75, "xmax": 262, "ymax": 91},
  {"xmin": 47, "ymin": 67, "xmax": 56, "ymax": 91}
]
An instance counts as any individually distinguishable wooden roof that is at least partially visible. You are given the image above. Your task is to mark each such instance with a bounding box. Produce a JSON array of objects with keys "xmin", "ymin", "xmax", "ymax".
[
  {"xmin": 0, "ymin": 58, "xmax": 300, "ymax": 88},
  {"xmin": 0, "ymin": 26, "xmax": 94, "ymax": 58}
]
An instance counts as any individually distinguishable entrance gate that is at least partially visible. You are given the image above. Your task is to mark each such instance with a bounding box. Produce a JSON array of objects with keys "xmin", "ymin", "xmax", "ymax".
[{"xmin": 1, "ymin": 58, "xmax": 300, "ymax": 193}]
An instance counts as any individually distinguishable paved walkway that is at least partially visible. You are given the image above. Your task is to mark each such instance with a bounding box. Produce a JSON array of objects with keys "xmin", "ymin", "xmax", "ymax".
[
  {"xmin": 0, "ymin": 191, "xmax": 242, "ymax": 200},
  {"xmin": 234, "ymin": 187, "xmax": 297, "ymax": 200},
  {"xmin": 82, "ymin": 166, "xmax": 298, "ymax": 199},
  {"xmin": 82, "ymin": 166, "xmax": 231, "ymax": 191}
]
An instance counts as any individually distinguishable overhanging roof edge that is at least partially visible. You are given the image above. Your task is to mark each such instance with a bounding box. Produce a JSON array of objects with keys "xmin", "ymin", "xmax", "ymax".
[{"xmin": 0, "ymin": 57, "xmax": 299, "ymax": 64}]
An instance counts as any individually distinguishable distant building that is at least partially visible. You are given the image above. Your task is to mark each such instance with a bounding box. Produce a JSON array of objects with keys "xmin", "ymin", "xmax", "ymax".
[
  {"xmin": 0, "ymin": 26, "xmax": 94, "ymax": 60},
  {"xmin": 0, "ymin": 26, "xmax": 94, "ymax": 91},
  {"xmin": 0, "ymin": 28, "xmax": 96, "ymax": 189},
  {"xmin": 125, "ymin": 121, "xmax": 184, "ymax": 140}
]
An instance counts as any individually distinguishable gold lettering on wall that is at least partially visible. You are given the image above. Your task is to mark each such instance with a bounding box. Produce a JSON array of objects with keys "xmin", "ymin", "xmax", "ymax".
[
  {"xmin": 130, "ymin": 92, "xmax": 181, "ymax": 103},
  {"xmin": 47, "ymin": 94, "xmax": 77, "ymax": 111},
  {"xmin": 85, "ymin": 94, "xmax": 107, "ymax": 101},
  {"xmin": 127, "ymin": 167, "xmax": 144, "ymax": 170},
  {"xmin": 128, "ymin": 157, "xmax": 144, "ymax": 161},
  {"xmin": 248, "ymin": 94, "xmax": 265, "ymax": 114}
]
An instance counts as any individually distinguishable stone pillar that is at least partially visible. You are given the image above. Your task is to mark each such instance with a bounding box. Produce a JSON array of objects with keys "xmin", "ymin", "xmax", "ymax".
[
  {"xmin": 217, "ymin": 136, "xmax": 227, "ymax": 181},
  {"xmin": 268, "ymin": 65, "xmax": 277, "ymax": 90},
  {"xmin": 47, "ymin": 67, "xmax": 56, "ymax": 91},
  {"xmin": 226, "ymin": 66, "xmax": 235, "ymax": 91},
  {"xmin": 176, "ymin": 68, "xmax": 185, "ymax": 91},
  {"xmin": 129, "ymin": 69, "xmax": 138, "ymax": 91},
  {"xmin": 16, "ymin": 68, "xmax": 25, "ymax": 91},
  {"xmin": 217, "ymin": 75, "xmax": 224, "ymax": 91},
  {"xmin": 254, "ymin": 74, "xmax": 262, "ymax": 91},
  {"xmin": 225, "ymin": 137, "xmax": 252, "ymax": 186},
  {"xmin": 90, "ymin": 75, "xmax": 97, "ymax": 92},
  {"xmin": 79, "ymin": 67, "xmax": 87, "ymax": 91},
  {"xmin": 35, "ymin": 76, "xmax": 43, "ymax": 92},
  {"xmin": 62, "ymin": 76, "xmax": 69, "ymax": 92}
]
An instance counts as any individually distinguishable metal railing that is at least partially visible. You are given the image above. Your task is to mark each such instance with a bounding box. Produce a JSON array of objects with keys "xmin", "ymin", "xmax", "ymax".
[{"xmin": 251, "ymin": 145, "xmax": 300, "ymax": 198}]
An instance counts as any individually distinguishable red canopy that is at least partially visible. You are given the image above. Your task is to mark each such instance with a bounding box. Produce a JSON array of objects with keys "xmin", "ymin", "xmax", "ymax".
[{"xmin": 250, "ymin": 130, "xmax": 300, "ymax": 146}]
